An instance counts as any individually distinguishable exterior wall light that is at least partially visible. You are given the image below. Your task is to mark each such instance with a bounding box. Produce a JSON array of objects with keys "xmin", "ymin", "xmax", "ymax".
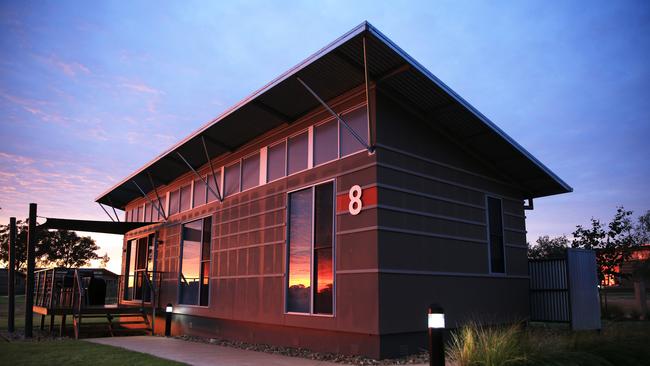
[
  {"xmin": 165, "ymin": 303, "xmax": 173, "ymax": 337},
  {"xmin": 427, "ymin": 304, "xmax": 445, "ymax": 366}
]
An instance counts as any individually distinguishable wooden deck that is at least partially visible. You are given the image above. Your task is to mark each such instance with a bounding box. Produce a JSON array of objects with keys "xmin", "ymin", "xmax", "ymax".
[{"xmin": 33, "ymin": 304, "xmax": 143, "ymax": 316}]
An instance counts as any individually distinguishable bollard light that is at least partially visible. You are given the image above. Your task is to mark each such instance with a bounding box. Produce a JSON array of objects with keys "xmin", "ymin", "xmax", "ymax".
[
  {"xmin": 165, "ymin": 303, "xmax": 173, "ymax": 337},
  {"xmin": 427, "ymin": 304, "xmax": 445, "ymax": 366}
]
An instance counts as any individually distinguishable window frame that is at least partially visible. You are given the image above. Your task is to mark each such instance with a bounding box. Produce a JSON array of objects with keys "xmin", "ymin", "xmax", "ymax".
[
  {"xmin": 177, "ymin": 214, "xmax": 213, "ymax": 308},
  {"xmin": 485, "ymin": 195, "xmax": 507, "ymax": 275},
  {"xmin": 312, "ymin": 116, "xmax": 340, "ymax": 168},
  {"xmin": 223, "ymin": 160, "xmax": 242, "ymax": 198},
  {"xmin": 286, "ymin": 129, "xmax": 310, "ymax": 177},
  {"xmin": 240, "ymin": 151, "xmax": 261, "ymax": 193},
  {"xmin": 266, "ymin": 139, "xmax": 288, "ymax": 183},
  {"xmin": 338, "ymin": 104, "xmax": 369, "ymax": 160},
  {"xmin": 284, "ymin": 179, "xmax": 336, "ymax": 317}
]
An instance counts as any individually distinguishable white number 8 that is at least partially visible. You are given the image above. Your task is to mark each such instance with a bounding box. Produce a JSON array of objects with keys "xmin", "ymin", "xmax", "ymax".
[{"xmin": 348, "ymin": 185, "xmax": 362, "ymax": 215}]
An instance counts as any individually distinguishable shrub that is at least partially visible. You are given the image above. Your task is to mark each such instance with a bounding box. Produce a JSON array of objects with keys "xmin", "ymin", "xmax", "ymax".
[{"xmin": 447, "ymin": 322, "xmax": 527, "ymax": 366}]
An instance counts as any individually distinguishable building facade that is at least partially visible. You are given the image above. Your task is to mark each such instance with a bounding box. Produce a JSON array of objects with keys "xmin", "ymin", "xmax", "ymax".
[{"xmin": 97, "ymin": 22, "xmax": 571, "ymax": 358}]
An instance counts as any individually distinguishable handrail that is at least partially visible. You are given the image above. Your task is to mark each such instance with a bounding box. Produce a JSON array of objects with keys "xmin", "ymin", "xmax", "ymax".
[{"xmin": 71, "ymin": 269, "xmax": 86, "ymax": 339}]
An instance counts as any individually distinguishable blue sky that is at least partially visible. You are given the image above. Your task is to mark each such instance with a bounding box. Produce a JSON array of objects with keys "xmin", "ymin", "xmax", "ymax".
[{"xmin": 1, "ymin": 1, "xmax": 648, "ymax": 273}]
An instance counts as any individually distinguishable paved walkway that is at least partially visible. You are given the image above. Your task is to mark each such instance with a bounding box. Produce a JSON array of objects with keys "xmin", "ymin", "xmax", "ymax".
[{"xmin": 85, "ymin": 336, "xmax": 341, "ymax": 366}]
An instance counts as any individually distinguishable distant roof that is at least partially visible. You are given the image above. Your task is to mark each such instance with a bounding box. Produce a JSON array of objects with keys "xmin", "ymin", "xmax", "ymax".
[{"xmin": 96, "ymin": 21, "xmax": 571, "ymax": 209}]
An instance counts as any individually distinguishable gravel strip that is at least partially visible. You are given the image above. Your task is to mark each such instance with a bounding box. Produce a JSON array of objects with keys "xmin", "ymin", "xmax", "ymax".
[{"xmin": 171, "ymin": 334, "xmax": 430, "ymax": 365}]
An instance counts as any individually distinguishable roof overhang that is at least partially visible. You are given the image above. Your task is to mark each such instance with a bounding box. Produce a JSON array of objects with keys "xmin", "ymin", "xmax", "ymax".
[
  {"xmin": 41, "ymin": 218, "xmax": 156, "ymax": 235},
  {"xmin": 96, "ymin": 21, "xmax": 571, "ymax": 209}
]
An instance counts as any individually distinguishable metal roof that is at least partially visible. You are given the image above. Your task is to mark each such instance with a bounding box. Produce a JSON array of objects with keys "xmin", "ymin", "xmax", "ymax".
[{"xmin": 96, "ymin": 21, "xmax": 571, "ymax": 209}]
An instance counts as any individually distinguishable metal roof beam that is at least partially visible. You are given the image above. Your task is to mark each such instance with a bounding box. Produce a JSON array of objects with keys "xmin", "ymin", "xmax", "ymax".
[
  {"xmin": 375, "ymin": 63, "xmax": 410, "ymax": 84},
  {"xmin": 175, "ymin": 151, "xmax": 222, "ymax": 202},
  {"xmin": 98, "ymin": 203, "xmax": 116, "ymax": 222},
  {"xmin": 202, "ymin": 134, "xmax": 234, "ymax": 152},
  {"xmin": 147, "ymin": 171, "xmax": 168, "ymax": 221},
  {"xmin": 253, "ymin": 100, "xmax": 293, "ymax": 122},
  {"xmin": 131, "ymin": 180, "xmax": 167, "ymax": 221},
  {"xmin": 296, "ymin": 76, "xmax": 372, "ymax": 153},
  {"xmin": 201, "ymin": 136, "xmax": 223, "ymax": 202}
]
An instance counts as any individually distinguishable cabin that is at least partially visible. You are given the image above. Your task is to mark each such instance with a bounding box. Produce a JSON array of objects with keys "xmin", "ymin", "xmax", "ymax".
[{"xmin": 95, "ymin": 22, "xmax": 572, "ymax": 358}]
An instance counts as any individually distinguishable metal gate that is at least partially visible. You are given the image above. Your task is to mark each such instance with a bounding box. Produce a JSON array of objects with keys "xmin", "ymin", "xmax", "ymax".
[{"xmin": 529, "ymin": 249, "xmax": 601, "ymax": 330}]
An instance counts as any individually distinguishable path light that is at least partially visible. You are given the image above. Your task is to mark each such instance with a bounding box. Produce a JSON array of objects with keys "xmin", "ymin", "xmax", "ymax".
[
  {"xmin": 428, "ymin": 304, "xmax": 445, "ymax": 366},
  {"xmin": 165, "ymin": 303, "xmax": 173, "ymax": 337}
]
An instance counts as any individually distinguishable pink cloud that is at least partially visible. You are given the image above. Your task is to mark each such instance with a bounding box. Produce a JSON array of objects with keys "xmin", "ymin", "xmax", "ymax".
[
  {"xmin": 121, "ymin": 82, "xmax": 164, "ymax": 95},
  {"xmin": 39, "ymin": 54, "xmax": 91, "ymax": 77}
]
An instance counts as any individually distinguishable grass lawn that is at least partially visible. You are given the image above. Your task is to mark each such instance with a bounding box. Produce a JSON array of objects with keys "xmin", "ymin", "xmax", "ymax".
[
  {"xmin": 0, "ymin": 340, "xmax": 186, "ymax": 366},
  {"xmin": 448, "ymin": 320, "xmax": 650, "ymax": 366},
  {"xmin": 1, "ymin": 296, "xmax": 186, "ymax": 366}
]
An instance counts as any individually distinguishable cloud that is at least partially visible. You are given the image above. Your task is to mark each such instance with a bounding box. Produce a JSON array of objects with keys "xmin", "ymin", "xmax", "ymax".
[
  {"xmin": 39, "ymin": 54, "xmax": 91, "ymax": 77},
  {"xmin": 120, "ymin": 82, "xmax": 164, "ymax": 95}
]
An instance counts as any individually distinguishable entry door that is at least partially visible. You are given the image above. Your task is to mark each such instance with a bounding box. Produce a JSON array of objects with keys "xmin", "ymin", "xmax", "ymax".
[{"xmin": 124, "ymin": 234, "xmax": 154, "ymax": 301}]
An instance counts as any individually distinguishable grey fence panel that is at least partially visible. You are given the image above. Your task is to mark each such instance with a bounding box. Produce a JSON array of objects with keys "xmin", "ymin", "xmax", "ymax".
[
  {"xmin": 529, "ymin": 258, "xmax": 570, "ymax": 322},
  {"xmin": 567, "ymin": 249, "xmax": 601, "ymax": 330}
]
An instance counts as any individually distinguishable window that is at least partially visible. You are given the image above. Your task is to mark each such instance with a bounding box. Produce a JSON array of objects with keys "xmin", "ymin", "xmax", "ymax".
[
  {"xmin": 287, "ymin": 132, "xmax": 308, "ymax": 175},
  {"xmin": 193, "ymin": 178, "xmax": 206, "ymax": 208},
  {"xmin": 125, "ymin": 210, "xmax": 130, "ymax": 222},
  {"xmin": 180, "ymin": 185, "xmax": 191, "ymax": 212},
  {"xmin": 241, "ymin": 153, "xmax": 260, "ymax": 191},
  {"xmin": 314, "ymin": 120, "xmax": 338, "ymax": 166},
  {"xmin": 286, "ymin": 181, "xmax": 334, "ymax": 314},
  {"xmin": 155, "ymin": 196, "xmax": 166, "ymax": 221},
  {"xmin": 207, "ymin": 172, "xmax": 221, "ymax": 202},
  {"xmin": 144, "ymin": 203, "xmax": 152, "ymax": 222},
  {"xmin": 340, "ymin": 106, "xmax": 368, "ymax": 157},
  {"xmin": 224, "ymin": 163, "xmax": 241, "ymax": 197},
  {"xmin": 267, "ymin": 141, "xmax": 286, "ymax": 182},
  {"xmin": 179, "ymin": 217, "xmax": 212, "ymax": 306},
  {"xmin": 135, "ymin": 206, "xmax": 142, "ymax": 222},
  {"xmin": 124, "ymin": 239, "xmax": 137, "ymax": 300},
  {"xmin": 487, "ymin": 197, "xmax": 505, "ymax": 273},
  {"xmin": 169, "ymin": 190, "xmax": 180, "ymax": 215}
]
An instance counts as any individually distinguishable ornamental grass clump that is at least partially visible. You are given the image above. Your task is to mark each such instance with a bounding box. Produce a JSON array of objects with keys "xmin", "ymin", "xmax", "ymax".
[{"xmin": 447, "ymin": 322, "xmax": 527, "ymax": 366}]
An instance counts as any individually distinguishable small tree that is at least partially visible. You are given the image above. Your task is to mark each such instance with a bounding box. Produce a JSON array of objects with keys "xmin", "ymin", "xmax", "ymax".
[
  {"xmin": 99, "ymin": 252, "xmax": 110, "ymax": 268},
  {"xmin": 1, "ymin": 221, "xmax": 101, "ymax": 270},
  {"xmin": 572, "ymin": 207, "xmax": 635, "ymax": 315},
  {"xmin": 528, "ymin": 235, "xmax": 569, "ymax": 260},
  {"xmin": 47, "ymin": 230, "xmax": 100, "ymax": 268},
  {"xmin": 0, "ymin": 220, "xmax": 53, "ymax": 271}
]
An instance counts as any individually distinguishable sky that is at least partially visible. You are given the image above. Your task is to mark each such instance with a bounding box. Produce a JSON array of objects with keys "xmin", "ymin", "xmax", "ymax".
[{"xmin": 1, "ymin": 1, "xmax": 648, "ymax": 274}]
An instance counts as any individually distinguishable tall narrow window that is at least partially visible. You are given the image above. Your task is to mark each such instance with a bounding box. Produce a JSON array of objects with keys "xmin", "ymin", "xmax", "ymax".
[
  {"xmin": 193, "ymin": 178, "xmax": 206, "ymax": 208},
  {"xmin": 169, "ymin": 190, "xmax": 180, "ymax": 215},
  {"xmin": 144, "ymin": 203, "xmax": 152, "ymax": 222},
  {"xmin": 179, "ymin": 216, "xmax": 212, "ymax": 306},
  {"xmin": 224, "ymin": 162, "xmax": 241, "ymax": 197},
  {"xmin": 124, "ymin": 239, "xmax": 137, "ymax": 300},
  {"xmin": 339, "ymin": 106, "xmax": 368, "ymax": 157},
  {"xmin": 314, "ymin": 120, "xmax": 338, "ymax": 166},
  {"xmin": 241, "ymin": 153, "xmax": 260, "ymax": 191},
  {"xmin": 180, "ymin": 184, "xmax": 191, "ymax": 212},
  {"xmin": 286, "ymin": 181, "xmax": 334, "ymax": 314},
  {"xmin": 487, "ymin": 197, "xmax": 505, "ymax": 273},
  {"xmin": 207, "ymin": 172, "xmax": 221, "ymax": 203},
  {"xmin": 267, "ymin": 141, "xmax": 286, "ymax": 182},
  {"xmin": 287, "ymin": 132, "xmax": 308, "ymax": 175},
  {"xmin": 156, "ymin": 196, "xmax": 166, "ymax": 221}
]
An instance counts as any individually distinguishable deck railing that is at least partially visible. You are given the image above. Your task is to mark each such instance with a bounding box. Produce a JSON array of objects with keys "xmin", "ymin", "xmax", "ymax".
[{"xmin": 33, "ymin": 268, "xmax": 119, "ymax": 311}]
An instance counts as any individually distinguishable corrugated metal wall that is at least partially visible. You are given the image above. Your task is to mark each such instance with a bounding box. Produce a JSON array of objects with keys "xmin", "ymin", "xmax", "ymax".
[
  {"xmin": 529, "ymin": 249, "xmax": 601, "ymax": 330},
  {"xmin": 529, "ymin": 258, "xmax": 570, "ymax": 322}
]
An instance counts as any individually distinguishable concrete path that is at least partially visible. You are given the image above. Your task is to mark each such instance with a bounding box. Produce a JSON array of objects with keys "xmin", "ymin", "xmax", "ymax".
[{"xmin": 85, "ymin": 336, "xmax": 341, "ymax": 366}]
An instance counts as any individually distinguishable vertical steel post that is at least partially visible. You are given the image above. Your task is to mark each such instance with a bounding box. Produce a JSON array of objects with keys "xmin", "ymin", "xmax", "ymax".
[
  {"xmin": 8, "ymin": 217, "xmax": 16, "ymax": 333},
  {"xmin": 25, "ymin": 203, "xmax": 37, "ymax": 337},
  {"xmin": 428, "ymin": 304, "xmax": 445, "ymax": 366}
]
